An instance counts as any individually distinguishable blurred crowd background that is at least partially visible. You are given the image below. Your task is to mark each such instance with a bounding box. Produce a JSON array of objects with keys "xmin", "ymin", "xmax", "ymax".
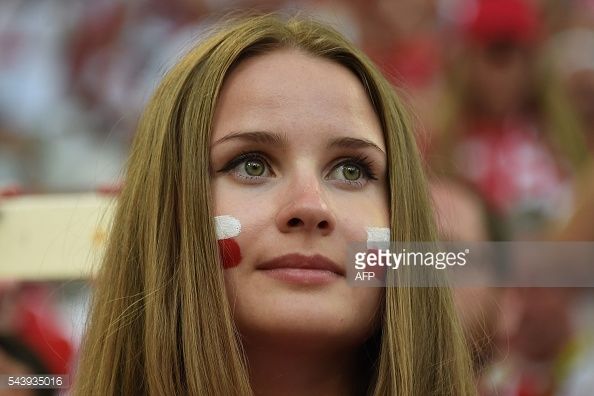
[{"xmin": 1, "ymin": 0, "xmax": 594, "ymax": 395}]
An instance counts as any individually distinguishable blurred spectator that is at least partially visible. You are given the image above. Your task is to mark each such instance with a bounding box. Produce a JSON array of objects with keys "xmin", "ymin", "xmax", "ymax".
[
  {"xmin": 351, "ymin": 0, "xmax": 445, "ymax": 143},
  {"xmin": 480, "ymin": 287, "xmax": 578, "ymax": 396},
  {"xmin": 0, "ymin": 0, "xmax": 130, "ymax": 192},
  {"xmin": 355, "ymin": 0, "xmax": 441, "ymax": 89},
  {"xmin": 431, "ymin": 178, "xmax": 505, "ymax": 374},
  {"xmin": 66, "ymin": 0, "xmax": 209, "ymax": 140},
  {"xmin": 430, "ymin": 0, "xmax": 590, "ymax": 238},
  {"xmin": 431, "ymin": 175, "xmax": 594, "ymax": 396}
]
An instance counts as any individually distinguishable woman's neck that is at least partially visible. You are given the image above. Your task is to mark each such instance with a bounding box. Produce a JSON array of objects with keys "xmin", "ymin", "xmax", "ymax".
[{"xmin": 244, "ymin": 340, "xmax": 365, "ymax": 396}]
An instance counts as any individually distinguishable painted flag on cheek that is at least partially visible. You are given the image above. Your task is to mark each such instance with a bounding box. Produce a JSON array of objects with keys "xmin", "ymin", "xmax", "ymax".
[{"xmin": 214, "ymin": 215, "xmax": 242, "ymax": 269}]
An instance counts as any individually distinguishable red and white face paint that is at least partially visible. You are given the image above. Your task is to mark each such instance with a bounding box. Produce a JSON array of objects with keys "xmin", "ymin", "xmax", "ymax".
[{"xmin": 215, "ymin": 215, "xmax": 242, "ymax": 269}]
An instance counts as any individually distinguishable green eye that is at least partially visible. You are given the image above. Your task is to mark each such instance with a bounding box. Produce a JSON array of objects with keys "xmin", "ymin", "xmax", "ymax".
[
  {"xmin": 245, "ymin": 160, "xmax": 265, "ymax": 176},
  {"xmin": 342, "ymin": 164, "xmax": 361, "ymax": 181}
]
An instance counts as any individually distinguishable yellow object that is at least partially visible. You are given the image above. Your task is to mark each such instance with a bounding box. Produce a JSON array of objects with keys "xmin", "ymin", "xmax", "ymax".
[{"xmin": 0, "ymin": 193, "xmax": 115, "ymax": 279}]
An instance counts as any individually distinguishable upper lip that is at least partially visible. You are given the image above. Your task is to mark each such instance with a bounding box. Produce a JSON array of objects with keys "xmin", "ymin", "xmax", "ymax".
[{"xmin": 257, "ymin": 253, "xmax": 345, "ymax": 276}]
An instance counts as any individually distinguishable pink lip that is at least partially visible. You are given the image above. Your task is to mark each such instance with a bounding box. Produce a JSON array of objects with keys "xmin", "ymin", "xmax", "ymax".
[{"xmin": 257, "ymin": 254, "xmax": 344, "ymax": 284}]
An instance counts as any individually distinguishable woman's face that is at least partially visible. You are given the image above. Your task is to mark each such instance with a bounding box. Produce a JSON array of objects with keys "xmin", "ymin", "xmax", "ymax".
[{"xmin": 210, "ymin": 49, "xmax": 388, "ymax": 349}]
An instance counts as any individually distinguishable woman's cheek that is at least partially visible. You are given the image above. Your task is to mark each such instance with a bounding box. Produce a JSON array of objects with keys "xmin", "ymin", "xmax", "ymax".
[{"xmin": 215, "ymin": 215, "xmax": 243, "ymax": 269}]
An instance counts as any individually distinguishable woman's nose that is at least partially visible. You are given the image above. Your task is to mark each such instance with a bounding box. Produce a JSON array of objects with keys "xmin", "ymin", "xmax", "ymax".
[{"xmin": 275, "ymin": 178, "xmax": 336, "ymax": 236}]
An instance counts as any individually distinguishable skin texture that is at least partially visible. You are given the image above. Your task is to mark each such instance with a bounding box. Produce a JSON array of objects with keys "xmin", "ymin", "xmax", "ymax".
[{"xmin": 210, "ymin": 49, "xmax": 389, "ymax": 396}]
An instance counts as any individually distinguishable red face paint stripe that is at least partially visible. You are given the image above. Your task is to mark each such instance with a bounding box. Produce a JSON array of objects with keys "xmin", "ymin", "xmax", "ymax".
[{"xmin": 218, "ymin": 238, "xmax": 242, "ymax": 269}]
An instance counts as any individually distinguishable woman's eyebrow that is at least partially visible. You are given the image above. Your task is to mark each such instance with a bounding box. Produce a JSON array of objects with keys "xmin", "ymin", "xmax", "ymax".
[
  {"xmin": 212, "ymin": 131, "xmax": 289, "ymax": 148},
  {"xmin": 211, "ymin": 131, "xmax": 385, "ymax": 155},
  {"xmin": 327, "ymin": 137, "xmax": 385, "ymax": 155}
]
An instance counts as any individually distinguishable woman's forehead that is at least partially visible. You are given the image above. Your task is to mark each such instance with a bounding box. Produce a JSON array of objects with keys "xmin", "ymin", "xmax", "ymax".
[{"xmin": 210, "ymin": 48, "xmax": 385, "ymax": 149}]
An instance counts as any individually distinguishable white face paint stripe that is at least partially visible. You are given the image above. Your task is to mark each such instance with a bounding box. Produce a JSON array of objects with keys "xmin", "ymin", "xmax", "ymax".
[
  {"xmin": 214, "ymin": 215, "xmax": 241, "ymax": 239},
  {"xmin": 366, "ymin": 227, "xmax": 390, "ymax": 249}
]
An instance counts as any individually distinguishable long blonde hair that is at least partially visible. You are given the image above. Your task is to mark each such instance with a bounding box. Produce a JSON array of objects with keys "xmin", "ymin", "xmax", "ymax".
[{"xmin": 74, "ymin": 14, "xmax": 475, "ymax": 395}]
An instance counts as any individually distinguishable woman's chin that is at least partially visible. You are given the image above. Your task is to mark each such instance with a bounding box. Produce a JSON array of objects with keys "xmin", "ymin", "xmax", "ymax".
[{"xmin": 233, "ymin": 303, "xmax": 377, "ymax": 350}]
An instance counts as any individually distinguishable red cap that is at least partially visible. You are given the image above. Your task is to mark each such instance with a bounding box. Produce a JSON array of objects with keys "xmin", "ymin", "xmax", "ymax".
[{"xmin": 462, "ymin": 0, "xmax": 542, "ymax": 46}]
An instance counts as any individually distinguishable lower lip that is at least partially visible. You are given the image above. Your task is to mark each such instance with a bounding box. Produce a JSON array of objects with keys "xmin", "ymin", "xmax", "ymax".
[{"xmin": 259, "ymin": 268, "xmax": 341, "ymax": 285}]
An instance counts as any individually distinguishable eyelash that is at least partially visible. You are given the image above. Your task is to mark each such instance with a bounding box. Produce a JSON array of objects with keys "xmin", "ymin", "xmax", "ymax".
[
  {"xmin": 216, "ymin": 151, "xmax": 378, "ymax": 186},
  {"xmin": 335, "ymin": 155, "xmax": 378, "ymax": 183},
  {"xmin": 217, "ymin": 151, "xmax": 272, "ymax": 181}
]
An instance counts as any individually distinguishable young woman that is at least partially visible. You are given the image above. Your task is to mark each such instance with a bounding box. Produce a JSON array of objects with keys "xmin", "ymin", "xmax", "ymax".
[{"xmin": 74, "ymin": 14, "xmax": 474, "ymax": 395}]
